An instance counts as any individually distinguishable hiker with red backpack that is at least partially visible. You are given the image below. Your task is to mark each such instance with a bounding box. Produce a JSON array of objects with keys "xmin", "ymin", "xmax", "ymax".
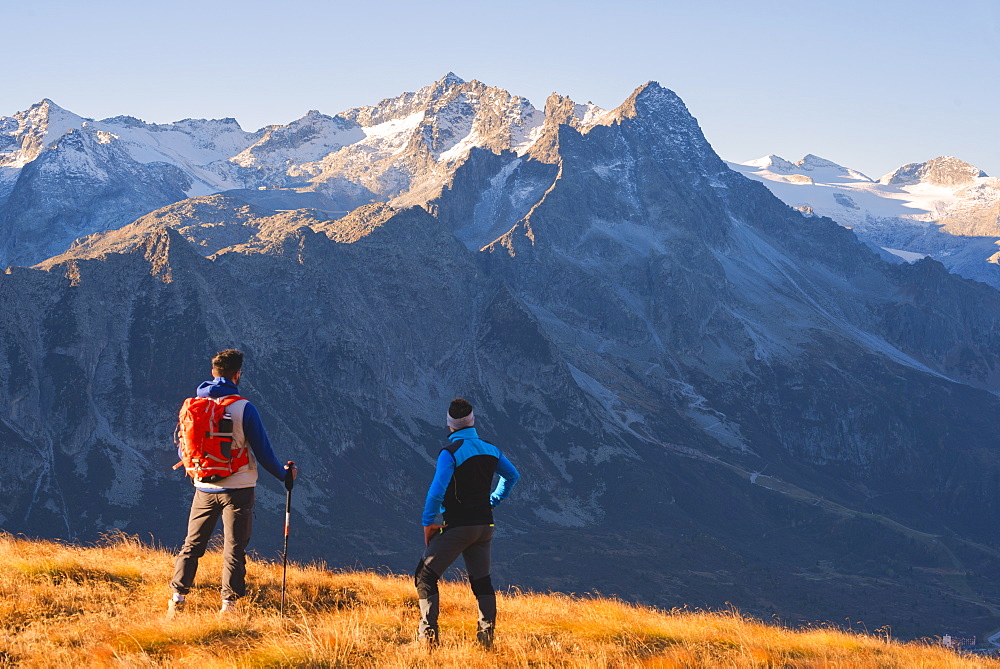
[{"xmin": 168, "ymin": 349, "xmax": 296, "ymax": 617}]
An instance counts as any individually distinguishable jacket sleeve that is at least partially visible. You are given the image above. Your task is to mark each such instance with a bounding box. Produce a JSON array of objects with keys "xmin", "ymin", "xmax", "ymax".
[
  {"xmin": 490, "ymin": 453, "xmax": 520, "ymax": 507},
  {"xmin": 422, "ymin": 451, "xmax": 455, "ymax": 526},
  {"xmin": 242, "ymin": 402, "xmax": 287, "ymax": 482}
]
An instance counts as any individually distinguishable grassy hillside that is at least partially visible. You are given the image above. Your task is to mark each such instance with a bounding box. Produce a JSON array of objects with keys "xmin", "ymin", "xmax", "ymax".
[{"xmin": 0, "ymin": 533, "xmax": 995, "ymax": 668}]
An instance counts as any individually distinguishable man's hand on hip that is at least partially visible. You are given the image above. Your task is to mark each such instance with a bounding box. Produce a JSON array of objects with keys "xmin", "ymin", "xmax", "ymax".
[{"xmin": 423, "ymin": 524, "xmax": 444, "ymax": 546}]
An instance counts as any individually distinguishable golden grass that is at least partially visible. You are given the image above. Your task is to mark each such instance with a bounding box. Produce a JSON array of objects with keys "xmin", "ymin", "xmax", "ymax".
[{"xmin": 0, "ymin": 532, "xmax": 995, "ymax": 668}]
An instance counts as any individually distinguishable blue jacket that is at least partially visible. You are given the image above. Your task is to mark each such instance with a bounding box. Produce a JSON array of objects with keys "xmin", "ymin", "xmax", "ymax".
[
  {"xmin": 192, "ymin": 377, "xmax": 286, "ymax": 489},
  {"xmin": 422, "ymin": 427, "xmax": 520, "ymax": 526}
]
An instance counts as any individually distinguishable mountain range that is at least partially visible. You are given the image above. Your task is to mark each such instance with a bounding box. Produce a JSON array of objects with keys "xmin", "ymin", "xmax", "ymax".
[
  {"xmin": 731, "ymin": 154, "xmax": 1000, "ymax": 289},
  {"xmin": 0, "ymin": 74, "xmax": 607, "ymax": 267},
  {"xmin": 3, "ymin": 75, "xmax": 1000, "ymax": 641}
]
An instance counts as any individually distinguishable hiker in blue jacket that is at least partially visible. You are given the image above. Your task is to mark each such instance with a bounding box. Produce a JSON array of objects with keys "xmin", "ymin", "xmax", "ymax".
[
  {"xmin": 168, "ymin": 349, "xmax": 295, "ymax": 617},
  {"xmin": 415, "ymin": 398, "xmax": 520, "ymax": 648}
]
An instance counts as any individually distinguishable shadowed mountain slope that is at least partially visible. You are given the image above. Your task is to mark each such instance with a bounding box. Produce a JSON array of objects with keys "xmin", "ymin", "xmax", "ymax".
[{"xmin": 3, "ymin": 81, "xmax": 1000, "ymax": 641}]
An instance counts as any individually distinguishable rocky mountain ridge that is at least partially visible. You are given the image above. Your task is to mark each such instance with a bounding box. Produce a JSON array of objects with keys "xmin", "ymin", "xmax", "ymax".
[
  {"xmin": 3, "ymin": 77, "xmax": 1000, "ymax": 639},
  {"xmin": 0, "ymin": 74, "xmax": 613, "ymax": 267},
  {"xmin": 7, "ymin": 77, "xmax": 1000, "ymax": 293}
]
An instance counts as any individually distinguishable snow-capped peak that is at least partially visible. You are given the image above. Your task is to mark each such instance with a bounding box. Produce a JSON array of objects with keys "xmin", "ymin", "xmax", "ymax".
[
  {"xmin": 793, "ymin": 155, "xmax": 873, "ymax": 182},
  {"xmin": 0, "ymin": 99, "xmax": 89, "ymax": 168},
  {"xmin": 230, "ymin": 110, "xmax": 364, "ymax": 169},
  {"xmin": 24, "ymin": 98, "xmax": 87, "ymax": 130},
  {"xmin": 879, "ymin": 156, "xmax": 988, "ymax": 188},
  {"xmin": 797, "ymin": 154, "xmax": 842, "ymax": 170},
  {"xmin": 743, "ymin": 155, "xmax": 798, "ymax": 174},
  {"xmin": 437, "ymin": 72, "xmax": 465, "ymax": 87},
  {"xmin": 739, "ymin": 154, "xmax": 872, "ymax": 183}
]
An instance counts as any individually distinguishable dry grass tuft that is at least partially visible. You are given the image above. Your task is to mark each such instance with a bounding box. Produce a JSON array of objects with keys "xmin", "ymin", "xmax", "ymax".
[{"xmin": 0, "ymin": 532, "xmax": 995, "ymax": 667}]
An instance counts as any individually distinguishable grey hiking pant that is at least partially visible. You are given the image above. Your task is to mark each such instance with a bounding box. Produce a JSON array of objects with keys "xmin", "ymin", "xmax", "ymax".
[
  {"xmin": 414, "ymin": 524, "xmax": 496, "ymax": 644},
  {"xmin": 171, "ymin": 487, "xmax": 254, "ymax": 601}
]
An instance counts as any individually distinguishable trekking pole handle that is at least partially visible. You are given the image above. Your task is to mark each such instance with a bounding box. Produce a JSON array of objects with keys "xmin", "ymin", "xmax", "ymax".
[{"xmin": 284, "ymin": 460, "xmax": 296, "ymax": 491}]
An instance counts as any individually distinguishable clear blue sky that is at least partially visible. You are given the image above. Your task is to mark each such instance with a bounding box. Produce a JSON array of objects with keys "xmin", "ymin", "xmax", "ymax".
[{"xmin": 4, "ymin": 0, "xmax": 997, "ymax": 179}]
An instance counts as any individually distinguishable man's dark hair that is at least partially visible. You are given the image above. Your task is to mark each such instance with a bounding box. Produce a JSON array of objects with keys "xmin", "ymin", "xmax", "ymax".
[
  {"xmin": 449, "ymin": 398, "xmax": 473, "ymax": 419},
  {"xmin": 212, "ymin": 349, "xmax": 244, "ymax": 379}
]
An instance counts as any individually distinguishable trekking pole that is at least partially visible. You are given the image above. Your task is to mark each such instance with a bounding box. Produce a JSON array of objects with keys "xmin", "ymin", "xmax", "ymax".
[{"xmin": 280, "ymin": 460, "xmax": 295, "ymax": 619}]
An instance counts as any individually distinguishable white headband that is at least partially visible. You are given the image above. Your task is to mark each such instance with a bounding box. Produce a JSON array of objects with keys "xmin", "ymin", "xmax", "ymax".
[{"xmin": 447, "ymin": 409, "xmax": 475, "ymax": 430}]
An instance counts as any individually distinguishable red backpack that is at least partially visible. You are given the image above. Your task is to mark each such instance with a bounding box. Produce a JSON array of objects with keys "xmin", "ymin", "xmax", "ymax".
[{"xmin": 173, "ymin": 395, "xmax": 249, "ymax": 483}]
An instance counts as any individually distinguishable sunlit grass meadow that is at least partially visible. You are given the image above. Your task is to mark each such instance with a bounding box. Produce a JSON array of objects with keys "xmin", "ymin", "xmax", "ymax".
[{"xmin": 0, "ymin": 533, "xmax": 995, "ymax": 667}]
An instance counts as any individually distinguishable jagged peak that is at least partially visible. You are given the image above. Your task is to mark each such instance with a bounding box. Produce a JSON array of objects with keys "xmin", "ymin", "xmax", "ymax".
[
  {"xmin": 633, "ymin": 80, "xmax": 673, "ymax": 100},
  {"xmin": 424, "ymin": 72, "xmax": 470, "ymax": 102},
  {"xmin": 413, "ymin": 72, "xmax": 468, "ymax": 103},
  {"xmin": 522, "ymin": 93, "xmax": 581, "ymax": 164},
  {"xmin": 538, "ymin": 92, "xmax": 573, "ymax": 118},
  {"xmin": 339, "ymin": 75, "xmax": 466, "ymax": 128},
  {"xmin": 527, "ymin": 81, "xmax": 721, "ymax": 172},
  {"xmin": 25, "ymin": 98, "xmax": 74, "ymax": 116},
  {"xmin": 18, "ymin": 98, "xmax": 86, "ymax": 124},
  {"xmin": 0, "ymin": 99, "xmax": 89, "ymax": 169},
  {"xmin": 543, "ymin": 92, "xmax": 574, "ymax": 110},
  {"xmin": 601, "ymin": 81, "xmax": 693, "ymax": 129},
  {"xmin": 436, "ymin": 72, "xmax": 466, "ymax": 87}
]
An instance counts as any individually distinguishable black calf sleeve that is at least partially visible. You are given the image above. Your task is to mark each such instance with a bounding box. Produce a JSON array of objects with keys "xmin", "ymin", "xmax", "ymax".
[
  {"xmin": 415, "ymin": 559, "xmax": 440, "ymax": 599},
  {"xmin": 470, "ymin": 574, "xmax": 494, "ymax": 598}
]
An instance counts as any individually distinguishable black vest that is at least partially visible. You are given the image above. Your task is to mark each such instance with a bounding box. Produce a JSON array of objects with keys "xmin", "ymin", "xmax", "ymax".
[{"xmin": 441, "ymin": 439, "xmax": 498, "ymax": 527}]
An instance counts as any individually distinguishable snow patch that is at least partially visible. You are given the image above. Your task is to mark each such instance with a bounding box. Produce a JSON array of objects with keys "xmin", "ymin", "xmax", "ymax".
[
  {"xmin": 510, "ymin": 108, "xmax": 546, "ymax": 154},
  {"xmin": 362, "ymin": 110, "xmax": 426, "ymax": 141},
  {"xmin": 882, "ymin": 247, "xmax": 928, "ymax": 262},
  {"xmin": 87, "ymin": 118, "xmax": 253, "ymax": 192},
  {"xmin": 438, "ymin": 127, "xmax": 481, "ymax": 163}
]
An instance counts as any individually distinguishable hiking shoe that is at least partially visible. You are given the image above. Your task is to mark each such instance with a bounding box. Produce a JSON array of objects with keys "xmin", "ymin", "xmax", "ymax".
[
  {"xmin": 219, "ymin": 599, "xmax": 237, "ymax": 615},
  {"xmin": 415, "ymin": 630, "xmax": 439, "ymax": 649},
  {"xmin": 166, "ymin": 594, "xmax": 185, "ymax": 620},
  {"xmin": 476, "ymin": 629, "xmax": 494, "ymax": 650}
]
